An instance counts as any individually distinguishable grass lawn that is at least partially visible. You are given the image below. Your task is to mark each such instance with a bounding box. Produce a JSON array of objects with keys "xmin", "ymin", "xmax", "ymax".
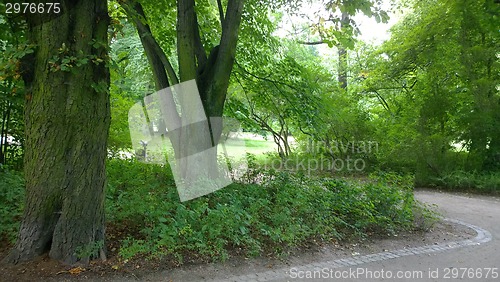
[
  {"xmin": 221, "ymin": 135, "xmax": 276, "ymax": 161},
  {"xmin": 131, "ymin": 131, "xmax": 279, "ymax": 164}
]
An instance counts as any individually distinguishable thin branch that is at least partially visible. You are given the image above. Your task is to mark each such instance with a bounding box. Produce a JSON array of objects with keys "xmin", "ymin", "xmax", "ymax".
[
  {"xmin": 234, "ymin": 75, "xmax": 256, "ymax": 114},
  {"xmin": 235, "ymin": 62, "xmax": 324, "ymax": 144},
  {"xmin": 193, "ymin": 11, "xmax": 207, "ymax": 67},
  {"xmin": 216, "ymin": 0, "xmax": 225, "ymax": 28},
  {"xmin": 297, "ymin": 40, "xmax": 326, "ymax": 45},
  {"xmin": 370, "ymin": 89, "xmax": 392, "ymax": 114},
  {"xmin": 120, "ymin": 0, "xmax": 179, "ymax": 85},
  {"xmin": 234, "ymin": 75, "xmax": 287, "ymax": 148},
  {"xmin": 234, "ymin": 60, "xmax": 300, "ymax": 91},
  {"xmin": 407, "ymin": 79, "xmax": 418, "ymax": 89}
]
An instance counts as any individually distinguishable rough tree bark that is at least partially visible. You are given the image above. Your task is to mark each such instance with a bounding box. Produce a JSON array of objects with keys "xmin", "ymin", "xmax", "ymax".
[{"xmin": 4, "ymin": 0, "xmax": 110, "ymax": 265}]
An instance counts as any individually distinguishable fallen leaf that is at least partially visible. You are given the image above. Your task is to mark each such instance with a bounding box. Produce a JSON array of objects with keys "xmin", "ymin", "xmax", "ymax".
[{"xmin": 68, "ymin": 267, "xmax": 85, "ymax": 275}]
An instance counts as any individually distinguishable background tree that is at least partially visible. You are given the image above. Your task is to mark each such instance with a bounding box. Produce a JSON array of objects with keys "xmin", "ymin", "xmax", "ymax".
[
  {"xmin": 361, "ymin": 0, "xmax": 499, "ymax": 182},
  {"xmin": 107, "ymin": 21, "xmax": 155, "ymax": 154},
  {"xmin": 0, "ymin": 6, "xmax": 26, "ymax": 168}
]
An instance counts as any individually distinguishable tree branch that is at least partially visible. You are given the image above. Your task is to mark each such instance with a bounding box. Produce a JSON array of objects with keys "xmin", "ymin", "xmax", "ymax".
[
  {"xmin": 370, "ymin": 89, "xmax": 392, "ymax": 114},
  {"xmin": 120, "ymin": 0, "xmax": 181, "ymax": 130},
  {"xmin": 193, "ymin": 11, "xmax": 207, "ymax": 67},
  {"xmin": 234, "ymin": 60, "xmax": 300, "ymax": 91},
  {"xmin": 206, "ymin": 0, "xmax": 246, "ymax": 117},
  {"xmin": 297, "ymin": 40, "xmax": 326, "ymax": 45},
  {"xmin": 177, "ymin": 0, "xmax": 197, "ymax": 81},
  {"xmin": 216, "ymin": 0, "xmax": 225, "ymax": 28},
  {"xmin": 121, "ymin": 1, "xmax": 179, "ymax": 85}
]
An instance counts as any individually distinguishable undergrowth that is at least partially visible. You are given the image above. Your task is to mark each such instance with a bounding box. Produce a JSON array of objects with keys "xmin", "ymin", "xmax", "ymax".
[
  {"xmin": 106, "ymin": 158, "xmax": 420, "ymax": 263},
  {"xmin": 0, "ymin": 158, "xmax": 433, "ymax": 263},
  {"xmin": 0, "ymin": 166, "xmax": 25, "ymax": 243},
  {"xmin": 432, "ymin": 171, "xmax": 500, "ymax": 194}
]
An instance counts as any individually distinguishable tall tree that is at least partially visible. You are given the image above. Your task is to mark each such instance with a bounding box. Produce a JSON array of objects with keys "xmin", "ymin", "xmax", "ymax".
[
  {"xmin": 361, "ymin": 0, "xmax": 499, "ymax": 179},
  {"xmin": 4, "ymin": 0, "xmax": 110, "ymax": 265},
  {"xmin": 294, "ymin": 0, "xmax": 389, "ymax": 89},
  {"xmin": 337, "ymin": 11, "xmax": 350, "ymax": 89},
  {"xmin": 456, "ymin": 0, "xmax": 500, "ymax": 170},
  {"xmin": 117, "ymin": 0, "xmax": 247, "ymax": 190},
  {"xmin": 121, "ymin": 0, "xmax": 244, "ymax": 141}
]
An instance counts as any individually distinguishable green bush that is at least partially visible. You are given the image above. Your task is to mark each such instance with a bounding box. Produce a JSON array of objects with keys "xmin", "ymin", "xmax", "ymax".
[
  {"xmin": 433, "ymin": 171, "xmax": 500, "ymax": 194},
  {"xmin": 0, "ymin": 158, "xmax": 424, "ymax": 262},
  {"xmin": 106, "ymin": 158, "xmax": 418, "ymax": 263},
  {"xmin": 0, "ymin": 166, "xmax": 25, "ymax": 243}
]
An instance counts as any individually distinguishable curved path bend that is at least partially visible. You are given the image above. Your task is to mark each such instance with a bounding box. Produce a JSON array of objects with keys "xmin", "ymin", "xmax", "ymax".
[{"xmin": 212, "ymin": 190, "xmax": 500, "ymax": 282}]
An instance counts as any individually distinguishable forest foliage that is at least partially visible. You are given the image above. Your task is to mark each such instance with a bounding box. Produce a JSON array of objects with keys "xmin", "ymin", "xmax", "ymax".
[{"xmin": 0, "ymin": 0, "xmax": 498, "ymax": 263}]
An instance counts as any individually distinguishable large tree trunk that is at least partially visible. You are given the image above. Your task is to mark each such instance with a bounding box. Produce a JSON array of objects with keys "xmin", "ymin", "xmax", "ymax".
[{"xmin": 4, "ymin": 0, "xmax": 110, "ymax": 265}]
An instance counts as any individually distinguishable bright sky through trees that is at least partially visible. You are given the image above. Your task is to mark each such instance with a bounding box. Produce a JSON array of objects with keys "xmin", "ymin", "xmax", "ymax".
[{"xmin": 276, "ymin": 0, "xmax": 401, "ymax": 44}]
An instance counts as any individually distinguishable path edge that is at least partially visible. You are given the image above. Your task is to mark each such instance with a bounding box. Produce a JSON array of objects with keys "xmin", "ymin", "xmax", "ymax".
[{"xmin": 216, "ymin": 218, "xmax": 493, "ymax": 282}]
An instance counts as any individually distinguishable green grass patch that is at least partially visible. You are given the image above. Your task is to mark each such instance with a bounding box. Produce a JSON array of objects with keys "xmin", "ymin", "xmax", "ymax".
[{"xmin": 221, "ymin": 136, "xmax": 276, "ymax": 163}]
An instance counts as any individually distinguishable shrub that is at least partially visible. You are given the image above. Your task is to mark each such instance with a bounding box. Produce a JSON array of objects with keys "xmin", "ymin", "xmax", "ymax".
[
  {"xmin": 433, "ymin": 171, "xmax": 500, "ymax": 194},
  {"xmin": 0, "ymin": 166, "xmax": 25, "ymax": 243},
  {"xmin": 106, "ymin": 158, "xmax": 419, "ymax": 262}
]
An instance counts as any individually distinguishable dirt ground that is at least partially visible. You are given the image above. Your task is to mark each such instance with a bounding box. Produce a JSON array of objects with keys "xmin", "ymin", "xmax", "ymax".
[{"xmin": 0, "ymin": 218, "xmax": 475, "ymax": 282}]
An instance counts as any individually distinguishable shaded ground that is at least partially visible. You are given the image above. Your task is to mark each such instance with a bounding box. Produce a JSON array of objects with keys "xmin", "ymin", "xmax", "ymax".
[{"xmin": 0, "ymin": 200, "xmax": 475, "ymax": 282}]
